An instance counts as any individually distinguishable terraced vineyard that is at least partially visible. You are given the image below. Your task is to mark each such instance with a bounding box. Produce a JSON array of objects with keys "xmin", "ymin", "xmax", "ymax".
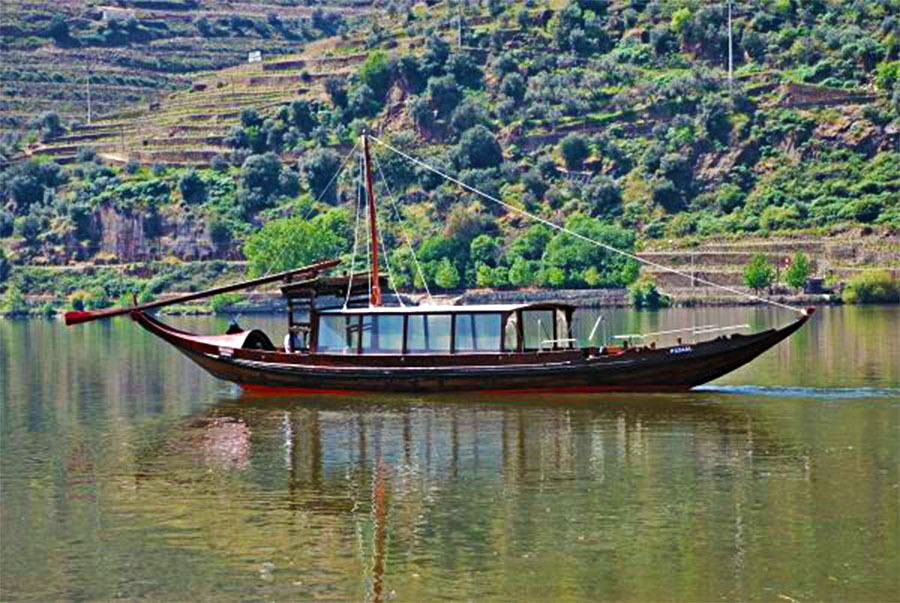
[{"xmin": 0, "ymin": 0, "xmax": 374, "ymax": 134}]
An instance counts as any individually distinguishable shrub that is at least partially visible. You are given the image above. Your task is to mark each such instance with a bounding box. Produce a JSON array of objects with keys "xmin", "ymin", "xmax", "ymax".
[
  {"xmin": 628, "ymin": 277, "xmax": 670, "ymax": 309},
  {"xmin": 210, "ymin": 292, "xmax": 243, "ymax": 313},
  {"xmin": 211, "ymin": 154, "xmax": 229, "ymax": 172},
  {"xmin": 0, "ymin": 284, "xmax": 28, "ymax": 316},
  {"xmin": 124, "ymin": 158, "xmax": 140, "ymax": 174},
  {"xmin": 842, "ymin": 271, "xmax": 899, "ymax": 304},
  {"xmin": 0, "ymin": 247, "xmax": 10, "ymax": 282},
  {"xmin": 77, "ymin": 146, "xmax": 97, "ymax": 163}
]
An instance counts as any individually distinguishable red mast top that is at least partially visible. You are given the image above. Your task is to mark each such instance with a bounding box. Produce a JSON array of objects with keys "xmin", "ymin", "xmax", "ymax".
[{"xmin": 362, "ymin": 135, "xmax": 382, "ymax": 307}]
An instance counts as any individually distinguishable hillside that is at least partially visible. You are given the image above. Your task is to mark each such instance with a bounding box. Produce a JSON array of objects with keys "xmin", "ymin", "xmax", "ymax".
[
  {"xmin": 1, "ymin": 0, "xmax": 899, "ymax": 310},
  {"xmin": 0, "ymin": 0, "xmax": 370, "ymax": 136}
]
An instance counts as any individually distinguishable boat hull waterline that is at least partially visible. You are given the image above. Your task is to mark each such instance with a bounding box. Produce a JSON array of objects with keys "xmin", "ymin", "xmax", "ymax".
[{"xmin": 132, "ymin": 310, "xmax": 811, "ymax": 394}]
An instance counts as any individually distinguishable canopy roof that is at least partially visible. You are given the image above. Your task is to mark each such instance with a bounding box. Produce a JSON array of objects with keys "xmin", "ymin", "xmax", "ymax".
[{"xmin": 318, "ymin": 302, "xmax": 576, "ymax": 315}]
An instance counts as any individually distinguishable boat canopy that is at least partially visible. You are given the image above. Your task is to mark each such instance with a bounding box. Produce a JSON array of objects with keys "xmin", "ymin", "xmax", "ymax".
[{"xmin": 317, "ymin": 302, "xmax": 576, "ymax": 315}]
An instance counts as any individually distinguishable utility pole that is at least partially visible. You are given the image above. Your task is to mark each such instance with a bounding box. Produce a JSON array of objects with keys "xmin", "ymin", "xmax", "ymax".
[
  {"xmin": 86, "ymin": 67, "xmax": 92, "ymax": 124},
  {"xmin": 727, "ymin": 0, "xmax": 733, "ymax": 93},
  {"xmin": 457, "ymin": 8, "xmax": 462, "ymax": 47}
]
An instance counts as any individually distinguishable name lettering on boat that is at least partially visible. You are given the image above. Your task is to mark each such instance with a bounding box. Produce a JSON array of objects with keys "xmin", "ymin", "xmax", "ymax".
[
  {"xmin": 669, "ymin": 346, "xmax": 693, "ymax": 355},
  {"xmin": 218, "ymin": 347, "xmax": 234, "ymax": 358}
]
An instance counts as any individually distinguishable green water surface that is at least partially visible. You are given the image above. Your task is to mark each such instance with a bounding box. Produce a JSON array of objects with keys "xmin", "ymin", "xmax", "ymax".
[{"xmin": 1, "ymin": 305, "xmax": 897, "ymax": 601}]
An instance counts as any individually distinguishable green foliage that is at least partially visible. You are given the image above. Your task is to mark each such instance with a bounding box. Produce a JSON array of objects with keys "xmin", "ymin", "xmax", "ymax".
[
  {"xmin": 434, "ymin": 257, "xmax": 460, "ymax": 289},
  {"xmin": 1, "ymin": 284, "xmax": 28, "ymax": 315},
  {"xmin": 238, "ymin": 153, "xmax": 289, "ymax": 214},
  {"xmin": 302, "ymin": 148, "xmax": 342, "ymax": 205},
  {"xmin": 427, "ymin": 75, "xmax": 462, "ymax": 119},
  {"xmin": 785, "ymin": 251, "xmax": 812, "ymax": 290},
  {"xmin": 178, "ymin": 169, "xmax": 206, "ymax": 204},
  {"xmin": 559, "ymin": 133, "xmax": 590, "ymax": 170},
  {"xmin": 210, "ymin": 292, "xmax": 243, "ymax": 313},
  {"xmin": 455, "ymin": 126, "xmax": 503, "ymax": 170},
  {"xmin": 842, "ymin": 271, "xmax": 899, "ymax": 304},
  {"xmin": 243, "ymin": 209, "xmax": 348, "ymax": 276},
  {"xmin": 359, "ymin": 51, "xmax": 392, "ymax": 100},
  {"xmin": 542, "ymin": 215, "xmax": 637, "ymax": 288},
  {"xmin": 628, "ymin": 277, "xmax": 670, "ymax": 309},
  {"xmin": 744, "ymin": 253, "xmax": 775, "ymax": 292},
  {"xmin": 0, "ymin": 248, "xmax": 9, "ymax": 283}
]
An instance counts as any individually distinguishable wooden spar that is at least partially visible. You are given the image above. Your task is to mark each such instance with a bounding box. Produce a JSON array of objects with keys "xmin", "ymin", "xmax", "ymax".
[
  {"xmin": 362, "ymin": 134, "xmax": 382, "ymax": 307},
  {"xmin": 64, "ymin": 258, "xmax": 341, "ymax": 326}
]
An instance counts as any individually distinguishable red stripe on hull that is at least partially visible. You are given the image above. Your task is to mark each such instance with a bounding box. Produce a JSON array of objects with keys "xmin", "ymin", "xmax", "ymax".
[{"xmin": 481, "ymin": 385, "xmax": 690, "ymax": 395}]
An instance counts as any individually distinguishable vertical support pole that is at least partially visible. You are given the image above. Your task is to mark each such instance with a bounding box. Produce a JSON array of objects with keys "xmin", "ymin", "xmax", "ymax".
[
  {"xmin": 727, "ymin": 0, "xmax": 733, "ymax": 93},
  {"xmin": 362, "ymin": 135, "xmax": 382, "ymax": 307},
  {"xmin": 86, "ymin": 68, "xmax": 92, "ymax": 125}
]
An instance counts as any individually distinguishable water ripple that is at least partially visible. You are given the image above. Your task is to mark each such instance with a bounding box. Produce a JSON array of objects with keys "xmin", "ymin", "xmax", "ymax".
[{"xmin": 693, "ymin": 384, "xmax": 900, "ymax": 400}]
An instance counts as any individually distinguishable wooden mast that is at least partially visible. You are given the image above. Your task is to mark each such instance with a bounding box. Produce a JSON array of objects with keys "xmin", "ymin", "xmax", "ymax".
[{"xmin": 362, "ymin": 134, "xmax": 382, "ymax": 307}]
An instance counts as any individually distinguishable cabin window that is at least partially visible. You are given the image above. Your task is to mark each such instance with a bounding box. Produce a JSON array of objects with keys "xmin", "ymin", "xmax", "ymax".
[
  {"xmin": 317, "ymin": 315, "xmax": 358, "ymax": 353},
  {"xmin": 454, "ymin": 313, "xmax": 502, "ymax": 352},
  {"xmin": 504, "ymin": 314, "xmax": 519, "ymax": 351},
  {"xmin": 360, "ymin": 315, "xmax": 404, "ymax": 354},
  {"xmin": 406, "ymin": 314, "xmax": 451, "ymax": 354},
  {"xmin": 522, "ymin": 310, "xmax": 554, "ymax": 350}
]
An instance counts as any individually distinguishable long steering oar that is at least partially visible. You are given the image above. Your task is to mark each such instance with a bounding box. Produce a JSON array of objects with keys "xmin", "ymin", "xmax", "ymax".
[{"xmin": 64, "ymin": 258, "xmax": 341, "ymax": 326}]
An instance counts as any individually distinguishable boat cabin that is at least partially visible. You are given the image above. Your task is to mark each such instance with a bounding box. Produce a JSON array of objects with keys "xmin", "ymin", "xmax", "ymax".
[{"xmin": 312, "ymin": 303, "xmax": 576, "ymax": 355}]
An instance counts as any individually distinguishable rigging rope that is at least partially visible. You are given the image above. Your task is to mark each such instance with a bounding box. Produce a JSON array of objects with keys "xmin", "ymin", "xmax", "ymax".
[
  {"xmin": 264, "ymin": 141, "xmax": 360, "ymax": 279},
  {"xmin": 344, "ymin": 153, "xmax": 365, "ymax": 309},
  {"xmin": 376, "ymin": 205, "xmax": 405, "ymax": 307},
  {"xmin": 372, "ymin": 152, "xmax": 433, "ymax": 302},
  {"xmin": 371, "ymin": 135, "xmax": 804, "ymax": 315}
]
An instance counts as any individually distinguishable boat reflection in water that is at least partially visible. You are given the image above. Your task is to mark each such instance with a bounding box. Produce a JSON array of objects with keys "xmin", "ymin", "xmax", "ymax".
[{"xmin": 130, "ymin": 392, "xmax": 818, "ymax": 601}]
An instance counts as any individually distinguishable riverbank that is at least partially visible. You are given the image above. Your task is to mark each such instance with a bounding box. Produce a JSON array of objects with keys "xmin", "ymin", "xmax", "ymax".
[{"xmin": 6, "ymin": 286, "xmax": 842, "ymax": 318}]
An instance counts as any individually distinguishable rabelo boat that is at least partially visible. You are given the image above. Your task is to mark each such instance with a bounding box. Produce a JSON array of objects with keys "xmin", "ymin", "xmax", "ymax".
[{"xmin": 65, "ymin": 136, "xmax": 814, "ymax": 394}]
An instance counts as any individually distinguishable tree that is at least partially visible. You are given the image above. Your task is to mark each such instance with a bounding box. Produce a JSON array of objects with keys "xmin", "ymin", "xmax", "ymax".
[
  {"xmin": 325, "ymin": 77, "xmax": 348, "ymax": 109},
  {"xmin": 359, "ymin": 50, "xmax": 393, "ymax": 100},
  {"xmin": 584, "ymin": 176, "xmax": 622, "ymax": 217},
  {"xmin": 455, "ymin": 125, "xmax": 503, "ymax": 170},
  {"xmin": 469, "ymin": 234, "xmax": 500, "ymax": 267},
  {"xmin": 447, "ymin": 53, "xmax": 483, "ymax": 89},
  {"xmin": 434, "ymin": 257, "xmax": 460, "ymax": 289},
  {"xmin": 744, "ymin": 253, "xmax": 775, "ymax": 293},
  {"xmin": 785, "ymin": 251, "xmax": 812, "ymax": 291},
  {"xmin": 426, "ymin": 75, "xmax": 462, "ymax": 119},
  {"xmin": 450, "ymin": 98, "xmax": 489, "ymax": 135},
  {"xmin": 559, "ymin": 133, "xmax": 589, "ymax": 170},
  {"xmin": 178, "ymin": 169, "xmax": 206, "ymax": 204},
  {"xmin": 243, "ymin": 210, "xmax": 347, "ymax": 276},
  {"xmin": 541, "ymin": 215, "xmax": 636, "ymax": 288},
  {"xmin": 409, "ymin": 95, "xmax": 434, "ymax": 133},
  {"xmin": 36, "ymin": 111, "xmax": 64, "ymax": 141},
  {"xmin": 302, "ymin": 148, "xmax": 342, "ymax": 205},
  {"xmin": 239, "ymin": 153, "xmax": 283, "ymax": 214},
  {"xmin": 290, "ymin": 99, "xmax": 317, "ymax": 134},
  {"xmin": 500, "ymin": 72, "xmax": 526, "ymax": 103},
  {"xmin": 348, "ymin": 83, "xmax": 381, "ymax": 118}
]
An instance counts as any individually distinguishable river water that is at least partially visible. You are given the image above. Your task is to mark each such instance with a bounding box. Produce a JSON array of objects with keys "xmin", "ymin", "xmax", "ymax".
[{"xmin": 1, "ymin": 305, "xmax": 897, "ymax": 601}]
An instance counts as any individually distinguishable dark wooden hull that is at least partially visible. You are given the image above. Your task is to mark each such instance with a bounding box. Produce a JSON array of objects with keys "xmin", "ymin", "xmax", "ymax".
[{"xmin": 131, "ymin": 310, "xmax": 812, "ymax": 394}]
